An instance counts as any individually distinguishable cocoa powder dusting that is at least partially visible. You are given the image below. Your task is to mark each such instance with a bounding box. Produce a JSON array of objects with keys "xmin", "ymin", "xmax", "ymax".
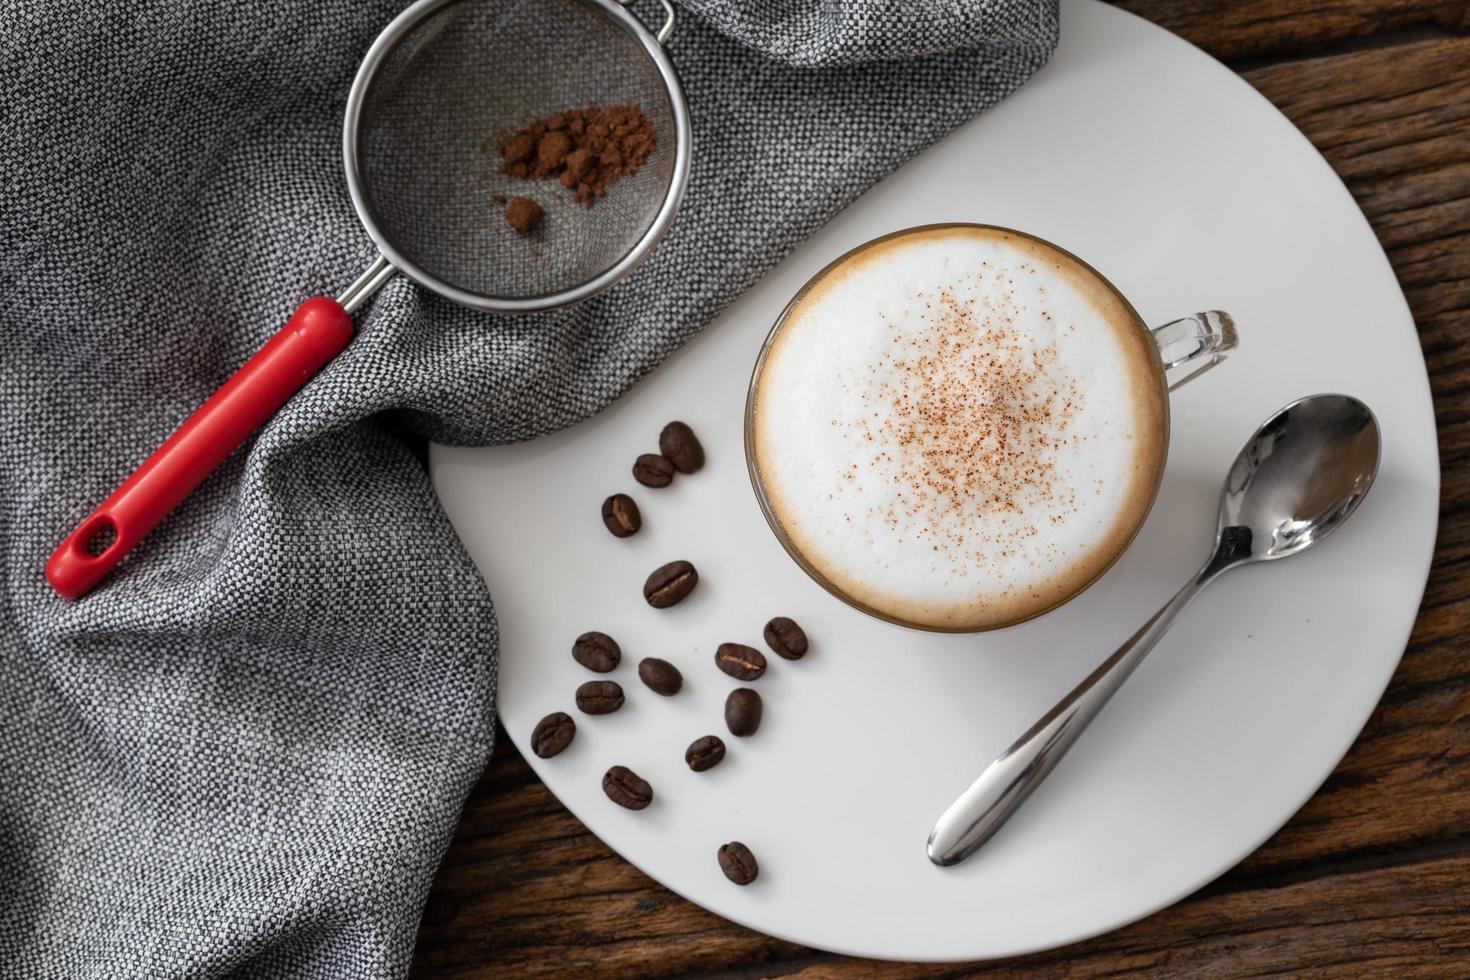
[
  {"xmin": 496, "ymin": 105, "xmax": 655, "ymax": 207},
  {"xmin": 835, "ymin": 260, "xmax": 1086, "ymax": 580}
]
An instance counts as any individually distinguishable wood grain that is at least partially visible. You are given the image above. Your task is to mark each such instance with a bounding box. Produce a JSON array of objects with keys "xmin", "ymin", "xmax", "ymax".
[
  {"xmin": 1114, "ymin": 0, "xmax": 1470, "ymax": 62},
  {"xmin": 413, "ymin": 12, "xmax": 1470, "ymax": 980},
  {"xmin": 765, "ymin": 851, "xmax": 1470, "ymax": 978}
]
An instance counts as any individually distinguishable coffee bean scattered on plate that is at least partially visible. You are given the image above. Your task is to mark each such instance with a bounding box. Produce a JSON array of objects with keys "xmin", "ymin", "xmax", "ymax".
[
  {"xmin": 601, "ymin": 493, "xmax": 641, "ymax": 538},
  {"xmin": 633, "ymin": 453, "xmax": 675, "ymax": 488},
  {"xmin": 644, "ymin": 559, "xmax": 698, "ymax": 608},
  {"xmin": 658, "ymin": 421, "xmax": 705, "ymax": 474},
  {"xmin": 718, "ymin": 841, "xmax": 758, "ymax": 885},
  {"xmin": 763, "ymin": 616, "xmax": 808, "ymax": 660},
  {"xmin": 572, "ymin": 631, "xmax": 621, "ymax": 672},
  {"xmin": 638, "ymin": 657, "xmax": 683, "ymax": 696},
  {"xmin": 575, "ymin": 680, "xmax": 624, "ymax": 715},
  {"xmin": 685, "ymin": 734, "xmax": 726, "ymax": 772},
  {"xmin": 715, "ymin": 642, "xmax": 766, "ymax": 681},
  {"xmin": 725, "ymin": 688, "xmax": 762, "ymax": 736},
  {"xmin": 531, "ymin": 711, "xmax": 576, "ymax": 758},
  {"xmin": 603, "ymin": 765, "xmax": 653, "ymax": 810}
]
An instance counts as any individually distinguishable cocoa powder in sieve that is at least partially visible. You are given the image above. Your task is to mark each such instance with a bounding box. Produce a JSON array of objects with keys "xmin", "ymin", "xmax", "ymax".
[
  {"xmin": 504, "ymin": 196, "xmax": 543, "ymax": 234},
  {"xmin": 497, "ymin": 105, "xmax": 655, "ymax": 207}
]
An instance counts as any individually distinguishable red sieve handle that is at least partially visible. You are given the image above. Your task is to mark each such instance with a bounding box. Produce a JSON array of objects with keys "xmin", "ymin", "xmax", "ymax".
[{"xmin": 46, "ymin": 297, "xmax": 354, "ymax": 600}]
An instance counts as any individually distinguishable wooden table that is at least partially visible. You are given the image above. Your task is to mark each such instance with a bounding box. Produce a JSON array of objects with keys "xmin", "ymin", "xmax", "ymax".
[{"xmin": 413, "ymin": 2, "xmax": 1470, "ymax": 975}]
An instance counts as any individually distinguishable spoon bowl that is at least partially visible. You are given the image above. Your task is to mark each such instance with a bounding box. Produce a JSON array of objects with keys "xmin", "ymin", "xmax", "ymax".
[{"xmin": 1221, "ymin": 394, "xmax": 1380, "ymax": 564}]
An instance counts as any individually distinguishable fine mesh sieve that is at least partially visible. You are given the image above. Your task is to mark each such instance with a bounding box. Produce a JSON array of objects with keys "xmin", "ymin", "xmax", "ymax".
[
  {"xmin": 343, "ymin": 0, "xmax": 690, "ymax": 312},
  {"xmin": 344, "ymin": 0, "xmax": 689, "ymax": 311},
  {"xmin": 47, "ymin": 0, "xmax": 691, "ymax": 600}
]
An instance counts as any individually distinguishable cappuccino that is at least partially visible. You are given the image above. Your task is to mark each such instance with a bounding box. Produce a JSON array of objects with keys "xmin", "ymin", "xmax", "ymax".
[{"xmin": 749, "ymin": 226, "xmax": 1167, "ymax": 631}]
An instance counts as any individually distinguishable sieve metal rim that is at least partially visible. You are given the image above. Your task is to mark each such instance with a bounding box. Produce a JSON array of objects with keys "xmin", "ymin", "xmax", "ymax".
[{"xmin": 341, "ymin": 0, "xmax": 692, "ymax": 314}]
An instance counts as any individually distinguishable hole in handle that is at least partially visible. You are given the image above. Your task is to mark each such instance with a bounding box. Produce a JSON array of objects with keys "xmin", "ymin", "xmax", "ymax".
[{"xmin": 80, "ymin": 515, "xmax": 118, "ymax": 558}]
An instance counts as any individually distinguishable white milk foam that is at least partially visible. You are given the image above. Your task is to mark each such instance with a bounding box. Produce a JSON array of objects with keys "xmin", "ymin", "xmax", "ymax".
[{"xmin": 752, "ymin": 227, "xmax": 1166, "ymax": 630}]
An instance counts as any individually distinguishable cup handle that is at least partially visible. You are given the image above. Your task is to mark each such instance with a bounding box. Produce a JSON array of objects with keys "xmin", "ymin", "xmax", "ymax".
[{"xmin": 1151, "ymin": 311, "xmax": 1237, "ymax": 391}]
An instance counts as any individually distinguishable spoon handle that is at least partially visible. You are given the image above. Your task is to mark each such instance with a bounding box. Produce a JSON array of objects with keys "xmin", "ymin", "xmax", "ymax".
[{"xmin": 927, "ymin": 572, "xmax": 1210, "ymax": 867}]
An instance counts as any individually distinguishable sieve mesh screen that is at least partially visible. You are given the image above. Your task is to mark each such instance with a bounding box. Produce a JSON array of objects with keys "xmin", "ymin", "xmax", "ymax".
[{"xmin": 354, "ymin": 0, "xmax": 678, "ymax": 302}]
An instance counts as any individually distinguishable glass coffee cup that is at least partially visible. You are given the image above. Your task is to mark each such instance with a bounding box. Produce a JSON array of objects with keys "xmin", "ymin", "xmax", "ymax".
[{"xmin": 744, "ymin": 224, "xmax": 1236, "ymax": 633}]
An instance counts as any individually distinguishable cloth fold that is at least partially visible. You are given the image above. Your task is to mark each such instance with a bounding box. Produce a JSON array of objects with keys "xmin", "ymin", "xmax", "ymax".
[{"xmin": 0, "ymin": 0, "xmax": 1058, "ymax": 976}]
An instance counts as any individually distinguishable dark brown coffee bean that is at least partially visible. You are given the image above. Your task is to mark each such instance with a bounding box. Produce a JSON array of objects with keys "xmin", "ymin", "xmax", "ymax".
[
  {"xmin": 644, "ymin": 560, "xmax": 698, "ymax": 608},
  {"xmin": 715, "ymin": 642, "xmax": 766, "ymax": 681},
  {"xmin": 602, "ymin": 765, "xmax": 653, "ymax": 810},
  {"xmin": 638, "ymin": 657, "xmax": 683, "ymax": 696},
  {"xmin": 685, "ymin": 735, "xmax": 726, "ymax": 772},
  {"xmin": 725, "ymin": 688, "xmax": 762, "ymax": 736},
  {"xmin": 633, "ymin": 453, "xmax": 674, "ymax": 488},
  {"xmin": 601, "ymin": 493, "xmax": 641, "ymax": 537},
  {"xmin": 531, "ymin": 711, "xmax": 575, "ymax": 758},
  {"xmin": 659, "ymin": 421, "xmax": 705, "ymax": 474},
  {"xmin": 575, "ymin": 680, "xmax": 624, "ymax": 715},
  {"xmin": 718, "ymin": 841, "xmax": 758, "ymax": 885},
  {"xmin": 763, "ymin": 616, "xmax": 808, "ymax": 660},
  {"xmin": 572, "ymin": 631, "xmax": 621, "ymax": 672}
]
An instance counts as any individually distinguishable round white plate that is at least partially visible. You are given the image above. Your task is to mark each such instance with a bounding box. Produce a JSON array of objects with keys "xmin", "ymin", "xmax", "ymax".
[{"xmin": 431, "ymin": 0, "xmax": 1438, "ymax": 961}]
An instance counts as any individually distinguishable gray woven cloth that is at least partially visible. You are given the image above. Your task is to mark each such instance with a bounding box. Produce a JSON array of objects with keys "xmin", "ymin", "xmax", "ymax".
[{"xmin": 0, "ymin": 1, "xmax": 1057, "ymax": 976}]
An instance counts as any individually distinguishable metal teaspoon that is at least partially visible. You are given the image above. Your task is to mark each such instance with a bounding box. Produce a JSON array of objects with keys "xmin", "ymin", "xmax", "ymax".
[{"xmin": 927, "ymin": 393, "xmax": 1382, "ymax": 867}]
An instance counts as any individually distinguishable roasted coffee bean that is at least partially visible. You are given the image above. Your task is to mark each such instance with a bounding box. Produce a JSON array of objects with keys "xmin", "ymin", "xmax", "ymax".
[
  {"xmin": 763, "ymin": 616, "xmax": 808, "ymax": 660},
  {"xmin": 572, "ymin": 631, "xmax": 621, "ymax": 672},
  {"xmin": 633, "ymin": 453, "xmax": 674, "ymax": 488},
  {"xmin": 659, "ymin": 421, "xmax": 705, "ymax": 474},
  {"xmin": 644, "ymin": 560, "xmax": 698, "ymax": 608},
  {"xmin": 725, "ymin": 688, "xmax": 762, "ymax": 736},
  {"xmin": 638, "ymin": 657, "xmax": 683, "ymax": 696},
  {"xmin": 715, "ymin": 642, "xmax": 766, "ymax": 680},
  {"xmin": 718, "ymin": 841, "xmax": 759, "ymax": 885},
  {"xmin": 601, "ymin": 493, "xmax": 641, "ymax": 537},
  {"xmin": 685, "ymin": 735, "xmax": 726, "ymax": 772},
  {"xmin": 531, "ymin": 712, "xmax": 576, "ymax": 759},
  {"xmin": 603, "ymin": 765, "xmax": 653, "ymax": 810},
  {"xmin": 575, "ymin": 680, "xmax": 624, "ymax": 715}
]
